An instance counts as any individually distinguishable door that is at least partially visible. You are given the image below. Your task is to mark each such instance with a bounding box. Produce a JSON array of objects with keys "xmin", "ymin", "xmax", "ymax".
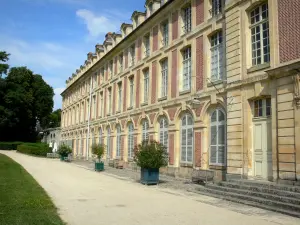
[{"xmin": 253, "ymin": 119, "xmax": 272, "ymax": 180}]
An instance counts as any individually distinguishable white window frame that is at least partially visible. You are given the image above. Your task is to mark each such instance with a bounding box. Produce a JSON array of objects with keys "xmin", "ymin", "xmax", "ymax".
[
  {"xmin": 250, "ymin": 3, "xmax": 270, "ymax": 66},
  {"xmin": 161, "ymin": 59, "xmax": 168, "ymax": 97},
  {"xmin": 211, "ymin": 0, "xmax": 222, "ymax": 17},
  {"xmin": 128, "ymin": 123, "xmax": 134, "ymax": 158},
  {"xmin": 162, "ymin": 21, "xmax": 169, "ymax": 47},
  {"xmin": 210, "ymin": 31, "xmax": 223, "ymax": 81},
  {"xmin": 254, "ymin": 98, "xmax": 271, "ymax": 118},
  {"xmin": 116, "ymin": 125, "xmax": 121, "ymax": 158},
  {"xmin": 182, "ymin": 5, "xmax": 192, "ymax": 34},
  {"xmin": 129, "ymin": 77, "xmax": 134, "ymax": 107},
  {"xmin": 182, "ymin": 47, "xmax": 192, "ymax": 91},
  {"xmin": 118, "ymin": 83, "xmax": 122, "ymax": 112},
  {"xmin": 180, "ymin": 113, "xmax": 194, "ymax": 163},
  {"xmin": 144, "ymin": 70, "xmax": 149, "ymax": 103},
  {"xmin": 210, "ymin": 109, "xmax": 226, "ymax": 165},
  {"xmin": 142, "ymin": 119, "xmax": 149, "ymax": 142},
  {"xmin": 106, "ymin": 127, "xmax": 111, "ymax": 159},
  {"xmin": 159, "ymin": 117, "xmax": 168, "ymax": 152}
]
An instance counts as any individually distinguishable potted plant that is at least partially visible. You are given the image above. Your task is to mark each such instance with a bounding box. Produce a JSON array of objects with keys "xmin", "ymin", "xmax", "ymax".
[
  {"xmin": 134, "ymin": 140, "xmax": 168, "ymax": 185},
  {"xmin": 92, "ymin": 143, "xmax": 105, "ymax": 171},
  {"xmin": 57, "ymin": 144, "xmax": 72, "ymax": 161}
]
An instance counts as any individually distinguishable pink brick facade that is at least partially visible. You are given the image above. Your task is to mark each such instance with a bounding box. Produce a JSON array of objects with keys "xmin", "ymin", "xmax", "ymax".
[
  {"xmin": 278, "ymin": 0, "xmax": 300, "ymax": 63},
  {"xmin": 171, "ymin": 49, "xmax": 177, "ymax": 98},
  {"xmin": 195, "ymin": 0, "xmax": 204, "ymax": 25},
  {"xmin": 194, "ymin": 132, "xmax": 201, "ymax": 167},
  {"xmin": 172, "ymin": 11, "xmax": 178, "ymax": 41},
  {"xmin": 196, "ymin": 36, "xmax": 204, "ymax": 91},
  {"xmin": 152, "ymin": 26, "xmax": 158, "ymax": 52},
  {"xmin": 151, "ymin": 61, "xmax": 157, "ymax": 104},
  {"xmin": 137, "ymin": 38, "xmax": 142, "ymax": 61}
]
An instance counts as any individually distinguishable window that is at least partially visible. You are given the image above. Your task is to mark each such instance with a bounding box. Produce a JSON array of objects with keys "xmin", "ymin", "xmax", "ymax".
[
  {"xmin": 181, "ymin": 113, "xmax": 193, "ymax": 163},
  {"xmin": 130, "ymin": 45, "xmax": 135, "ymax": 66},
  {"xmin": 161, "ymin": 59, "xmax": 168, "ymax": 97},
  {"xmin": 107, "ymin": 127, "xmax": 111, "ymax": 159},
  {"xmin": 149, "ymin": 2, "xmax": 153, "ymax": 15},
  {"xmin": 93, "ymin": 73, "xmax": 97, "ymax": 89},
  {"xmin": 182, "ymin": 47, "xmax": 192, "ymax": 91},
  {"xmin": 142, "ymin": 119, "xmax": 149, "ymax": 142},
  {"xmin": 162, "ymin": 22, "xmax": 169, "ymax": 47},
  {"xmin": 93, "ymin": 95, "xmax": 96, "ymax": 119},
  {"xmin": 108, "ymin": 88, "xmax": 112, "ymax": 115},
  {"xmin": 119, "ymin": 55, "xmax": 123, "ymax": 73},
  {"xmin": 143, "ymin": 69, "xmax": 149, "ymax": 103},
  {"xmin": 210, "ymin": 109, "xmax": 226, "ymax": 165},
  {"xmin": 159, "ymin": 117, "xmax": 168, "ymax": 152},
  {"xmin": 144, "ymin": 35, "xmax": 150, "ymax": 57},
  {"xmin": 211, "ymin": 31, "xmax": 223, "ymax": 81},
  {"xmin": 250, "ymin": 3, "xmax": 270, "ymax": 66},
  {"xmin": 109, "ymin": 61, "xmax": 113, "ymax": 78},
  {"xmin": 211, "ymin": 0, "xmax": 222, "ymax": 17},
  {"xmin": 129, "ymin": 77, "xmax": 134, "ymax": 107},
  {"xmin": 128, "ymin": 123, "xmax": 134, "ymax": 158},
  {"xmin": 254, "ymin": 98, "xmax": 271, "ymax": 117},
  {"xmin": 116, "ymin": 125, "xmax": 121, "ymax": 158},
  {"xmin": 182, "ymin": 5, "xmax": 192, "ymax": 34},
  {"xmin": 101, "ymin": 67, "xmax": 105, "ymax": 83},
  {"xmin": 99, "ymin": 92, "xmax": 103, "ymax": 117},
  {"xmin": 99, "ymin": 128, "xmax": 102, "ymax": 144},
  {"xmin": 118, "ymin": 83, "xmax": 122, "ymax": 112}
]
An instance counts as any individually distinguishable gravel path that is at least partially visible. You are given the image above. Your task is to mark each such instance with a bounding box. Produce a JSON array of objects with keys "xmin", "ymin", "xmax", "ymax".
[{"xmin": 2, "ymin": 151, "xmax": 300, "ymax": 225}]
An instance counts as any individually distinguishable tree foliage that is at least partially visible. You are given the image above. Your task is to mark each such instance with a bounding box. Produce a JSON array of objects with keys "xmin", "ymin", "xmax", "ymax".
[
  {"xmin": 0, "ymin": 51, "xmax": 54, "ymax": 142},
  {"xmin": 42, "ymin": 109, "xmax": 61, "ymax": 129}
]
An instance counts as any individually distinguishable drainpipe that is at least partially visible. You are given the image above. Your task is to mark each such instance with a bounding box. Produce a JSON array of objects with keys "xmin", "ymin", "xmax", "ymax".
[{"xmin": 86, "ymin": 77, "xmax": 93, "ymax": 161}]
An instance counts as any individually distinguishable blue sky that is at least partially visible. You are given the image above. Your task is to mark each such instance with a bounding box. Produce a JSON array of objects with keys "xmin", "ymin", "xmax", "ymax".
[{"xmin": 0, "ymin": 0, "xmax": 145, "ymax": 110}]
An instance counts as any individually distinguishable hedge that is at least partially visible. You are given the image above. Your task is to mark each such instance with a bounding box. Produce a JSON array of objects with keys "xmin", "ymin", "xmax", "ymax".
[
  {"xmin": 17, "ymin": 143, "xmax": 52, "ymax": 157},
  {"xmin": 0, "ymin": 142, "xmax": 24, "ymax": 150}
]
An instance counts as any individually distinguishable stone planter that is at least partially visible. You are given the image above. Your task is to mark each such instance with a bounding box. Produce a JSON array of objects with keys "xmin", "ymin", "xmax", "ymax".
[{"xmin": 140, "ymin": 168, "xmax": 159, "ymax": 185}]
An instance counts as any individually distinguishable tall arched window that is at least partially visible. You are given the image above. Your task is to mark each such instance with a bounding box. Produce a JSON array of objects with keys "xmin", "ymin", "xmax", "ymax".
[
  {"xmin": 210, "ymin": 109, "xmax": 226, "ymax": 165},
  {"xmin": 128, "ymin": 123, "xmax": 134, "ymax": 158},
  {"xmin": 181, "ymin": 113, "xmax": 193, "ymax": 163},
  {"xmin": 99, "ymin": 128, "xmax": 102, "ymax": 144},
  {"xmin": 159, "ymin": 117, "xmax": 168, "ymax": 151},
  {"xmin": 107, "ymin": 127, "xmax": 111, "ymax": 159},
  {"xmin": 142, "ymin": 119, "xmax": 149, "ymax": 141},
  {"xmin": 116, "ymin": 125, "xmax": 121, "ymax": 158}
]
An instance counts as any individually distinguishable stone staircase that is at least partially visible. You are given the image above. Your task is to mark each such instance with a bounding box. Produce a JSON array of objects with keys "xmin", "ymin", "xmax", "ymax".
[{"xmin": 194, "ymin": 179, "xmax": 300, "ymax": 218}]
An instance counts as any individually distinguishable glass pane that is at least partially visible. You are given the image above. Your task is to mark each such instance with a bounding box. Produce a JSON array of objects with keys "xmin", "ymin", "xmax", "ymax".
[
  {"xmin": 218, "ymin": 125, "xmax": 225, "ymax": 145},
  {"xmin": 187, "ymin": 128, "xmax": 193, "ymax": 145},
  {"xmin": 218, "ymin": 110, "xmax": 225, "ymax": 121},
  {"xmin": 211, "ymin": 111, "xmax": 217, "ymax": 122},
  {"xmin": 181, "ymin": 147, "xmax": 186, "ymax": 161},
  {"xmin": 266, "ymin": 98, "xmax": 271, "ymax": 116},
  {"xmin": 211, "ymin": 126, "xmax": 217, "ymax": 145},
  {"xmin": 187, "ymin": 147, "xmax": 193, "ymax": 162},
  {"xmin": 218, "ymin": 146, "xmax": 225, "ymax": 164},
  {"xmin": 182, "ymin": 129, "xmax": 187, "ymax": 146},
  {"xmin": 210, "ymin": 146, "xmax": 217, "ymax": 164}
]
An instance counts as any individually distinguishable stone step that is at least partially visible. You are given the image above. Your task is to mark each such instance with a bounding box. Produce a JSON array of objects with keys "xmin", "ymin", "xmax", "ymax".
[
  {"xmin": 195, "ymin": 185, "xmax": 300, "ymax": 214},
  {"xmin": 205, "ymin": 183, "xmax": 300, "ymax": 205},
  {"xmin": 228, "ymin": 179, "xmax": 300, "ymax": 193},
  {"xmin": 192, "ymin": 188, "xmax": 300, "ymax": 218},
  {"xmin": 218, "ymin": 182, "xmax": 300, "ymax": 199}
]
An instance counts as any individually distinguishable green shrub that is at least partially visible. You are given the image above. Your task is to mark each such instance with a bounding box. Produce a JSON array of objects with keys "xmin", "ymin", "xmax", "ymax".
[
  {"xmin": 91, "ymin": 143, "xmax": 105, "ymax": 162},
  {"xmin": 0, "ymin": 142, "xmax": 24, "ymax": 150},
  {"xmin": 57, "ymin": 144, "xmax": 72, "ymax": 157},
  {"xmin": 17, "ymin": 143, "xmax": 52, "ymax": 157},
  {"xmin": 134, "ymin": 140, "xmax": 168, "ymax": 169}
]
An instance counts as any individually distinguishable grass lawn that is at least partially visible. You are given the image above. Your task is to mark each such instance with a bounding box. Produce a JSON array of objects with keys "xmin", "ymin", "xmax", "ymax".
[{"xmin": 0, "ymin": 153, "xmax": 65, "ymax": 225}]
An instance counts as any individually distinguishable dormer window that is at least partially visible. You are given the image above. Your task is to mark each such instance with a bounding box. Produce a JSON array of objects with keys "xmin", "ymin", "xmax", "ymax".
[{"xmin": 149, "ymin": 2, "xmax": 153, "ymax": 15}]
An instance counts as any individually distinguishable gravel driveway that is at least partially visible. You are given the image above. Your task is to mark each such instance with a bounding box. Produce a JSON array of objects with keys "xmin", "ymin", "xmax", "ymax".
[{"xmin": 2, "ymin": 151, "xmax": 300, "ymax": 225}]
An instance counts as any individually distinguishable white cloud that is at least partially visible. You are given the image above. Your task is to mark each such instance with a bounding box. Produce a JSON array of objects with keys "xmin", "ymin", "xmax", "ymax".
[{"xmin": 76, "ymin": 9, "xmax": 129, "ymax": 40}]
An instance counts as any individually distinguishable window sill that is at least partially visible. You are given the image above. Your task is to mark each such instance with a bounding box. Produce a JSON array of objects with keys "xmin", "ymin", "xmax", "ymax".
[
  {"xmin": 141, "ymin": 102, "xmax": 148, "ymax": 107},
  {"xmin": 127, "ymin": 106, "xmax": 133, "ymax": 110},
  {"xmin": 180, "ymin": 162, "xmax": 193, "ymax": 168},
  {"xmin": 247, "ymin": 63, "xmax": 270, "ymax": 73},
  {"xmin": 179, "ymin": 89, "xmax": 191, "ymax": 95},
  {"xmin": 207, "ymin": 79, "xmax": 223, "ymax": 87},
  {"xmin": 115, "ymin": 110, "xmax": 121, "ymax": 114},
  {"xmin": 158, "ymin": 96, "xmax": 167, "ymax": 101},
  {"xmin": 209, "ymin": 164, "xmax": 226, "ymax": 170}
]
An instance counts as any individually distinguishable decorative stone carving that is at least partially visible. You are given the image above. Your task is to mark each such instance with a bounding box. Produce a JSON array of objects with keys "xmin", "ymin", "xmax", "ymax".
[{"xmin": 294, "ymin": 74, "xmax": 300, "ymax": 107}]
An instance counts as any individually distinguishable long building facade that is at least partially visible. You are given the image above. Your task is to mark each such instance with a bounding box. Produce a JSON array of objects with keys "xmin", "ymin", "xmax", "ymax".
[{"xmin": 61, "ymin": 0, "xmax": 300, "ymax": 183}]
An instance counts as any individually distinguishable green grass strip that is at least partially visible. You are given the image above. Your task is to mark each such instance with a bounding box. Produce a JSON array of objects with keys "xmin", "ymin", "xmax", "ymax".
[{"xmin": 0, "ymin": 154, "xmax": 65, "ymax": 225}]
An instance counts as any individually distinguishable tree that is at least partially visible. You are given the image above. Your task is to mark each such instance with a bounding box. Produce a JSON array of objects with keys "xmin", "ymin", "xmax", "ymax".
[
  {"xmin": 42, "ymin": 109, "xmax": 61, "ymax": 129},
  {"xmin": 0, "ymin": 62, "xmax": 54, "ymax": 142},
  {"xmin": 0, "ymin": 51, "xmax": 10, "ymax": 78}
]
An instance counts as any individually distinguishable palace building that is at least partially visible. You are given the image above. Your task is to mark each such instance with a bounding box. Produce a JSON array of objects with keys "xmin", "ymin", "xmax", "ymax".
[{"xmin": 61, "ymin": 0, "xmax": 300, "ymax": 183}]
